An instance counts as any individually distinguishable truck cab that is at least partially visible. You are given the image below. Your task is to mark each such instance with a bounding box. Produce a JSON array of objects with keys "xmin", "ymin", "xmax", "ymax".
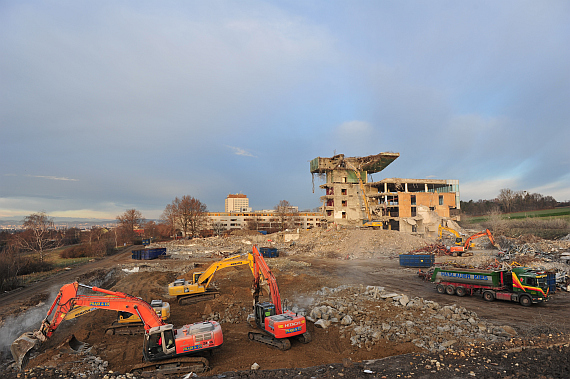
[{"xmin": 510, "ymin": 267, "xmax": 549, "ymax": 303}]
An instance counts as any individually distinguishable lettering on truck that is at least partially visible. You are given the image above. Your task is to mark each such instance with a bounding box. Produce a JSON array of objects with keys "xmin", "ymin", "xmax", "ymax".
[{"xmin": 440, "ymin": 272, "xmax": 488, "ymax": 281}]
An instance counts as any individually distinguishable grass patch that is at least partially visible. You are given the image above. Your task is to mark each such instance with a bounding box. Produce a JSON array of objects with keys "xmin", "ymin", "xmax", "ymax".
[
  {"xmin": 462, "ymin": 210, "xmax": 570, "ymax": 240},
  {"xmin": 464, "ymin": 207, "xmax": 570, "ymax": 224}
]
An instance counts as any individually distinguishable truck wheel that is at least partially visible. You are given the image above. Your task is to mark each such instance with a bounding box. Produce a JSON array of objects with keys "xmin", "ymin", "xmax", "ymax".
[
  {"xmin": 436, "ymin": 284, "xmax": 446, "ymax": 294},
  {"xmin": 445, "ymin": 285, "xmax": 455, "ymax": 295},
  {"xmin": 519, "ymin": 295, "xmax": 532, "ymax": 307},
  {"xmin": 456, "ymin": 287, "xmax": 467, "ymax": 297},
  {"xmin": 483, "ymin": 291, "xmax": 494, "ymax": 301}
]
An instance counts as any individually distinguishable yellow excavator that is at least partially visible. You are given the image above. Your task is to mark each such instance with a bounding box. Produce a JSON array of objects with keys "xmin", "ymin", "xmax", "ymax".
[
  {"xmin": 64, "ymin": 298, "xmax": 170, "ymax": 335},
  {"xmin": 169, "ymin": 253, "xmax": 254, "ymax": 305},
  {"xmin": 437, "ymin": 225, "xmax": 464, "ymax": 246}
]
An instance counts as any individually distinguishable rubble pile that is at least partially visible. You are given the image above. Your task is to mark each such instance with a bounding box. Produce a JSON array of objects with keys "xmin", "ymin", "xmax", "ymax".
[
  {"xmin": 151, "ymin": 229, "xmax": 432, "ymax": 261},
  {"xmin": 306, "ymin": 285, "xmax": 515, "ymax": 353}
]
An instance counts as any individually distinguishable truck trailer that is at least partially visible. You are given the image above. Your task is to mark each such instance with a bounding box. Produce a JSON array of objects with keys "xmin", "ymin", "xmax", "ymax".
[{"xmin": 430, "ymin": 266, "xmax": 549, "ymax": 306}]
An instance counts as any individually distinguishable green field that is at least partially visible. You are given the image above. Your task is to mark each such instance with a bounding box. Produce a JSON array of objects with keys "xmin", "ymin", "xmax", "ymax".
[
  {"xmin": 464, "ymin": 207, "xmax": 570, "ymax": 224},
  {"xmin": 462, "ymin": 207, "xmax": 570, "ymax": 239}
]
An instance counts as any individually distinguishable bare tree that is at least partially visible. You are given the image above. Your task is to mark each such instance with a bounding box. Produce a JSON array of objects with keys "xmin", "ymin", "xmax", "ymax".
[
  {"xmin": 116, "ymin": 209, "xmax": 145, "ymax": 243},
  {"xmin": 18, "ymin": 211, "xmax": 60, "ymax": 263},
  {"xmin": 274, "ymin": 200, "xmax": 299, "ymax": 231},
  {"xmin": 160, "ymin": 203, "xmax": 178, "ymax": 238},
  {"xmin": 212, "ymin": 222, "xmax": 227, "ymax": 236},
  {"xmin": 245, "ymin": 215, "xmax": 262, "ymax": 231},
  {"xmin": 144, "ymin": 220, "xmax": 158, "ymax": 239},
  {"xmin": 165, "ymin": 196, "xmax": 209, "ymax": 238}
]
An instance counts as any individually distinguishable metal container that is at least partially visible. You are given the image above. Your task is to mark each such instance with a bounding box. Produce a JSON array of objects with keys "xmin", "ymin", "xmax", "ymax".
[{"xmin": 399, "ymin": 254, "xmax": 435, "ymax": 268}]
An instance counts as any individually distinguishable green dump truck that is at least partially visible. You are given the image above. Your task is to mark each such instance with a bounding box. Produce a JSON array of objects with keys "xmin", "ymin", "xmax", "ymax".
[{"xmin": 430, "ymin": 266, "xmax": 549, "ymax": 306}]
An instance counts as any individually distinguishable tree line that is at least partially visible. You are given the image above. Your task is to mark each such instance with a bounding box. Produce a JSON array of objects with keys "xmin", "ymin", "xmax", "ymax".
[
  {"xmin": 461, "ymin": 188, "xmax": 558, "ymax": 216},
  {"xmin": 0, "ymin": 196, "xmax": 299, "ymax": 291}
]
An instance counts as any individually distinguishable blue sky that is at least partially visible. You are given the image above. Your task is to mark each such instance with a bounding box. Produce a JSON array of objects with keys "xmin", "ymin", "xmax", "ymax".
[{"xmin": 1, "ymin": 1, "xmax": 569, "ymax": 220}]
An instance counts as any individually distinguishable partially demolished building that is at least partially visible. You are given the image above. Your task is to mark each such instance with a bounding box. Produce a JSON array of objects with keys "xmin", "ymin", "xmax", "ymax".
[{"xmin": 310, "ymin": 152, "xmax": 460, "ymax": 235}]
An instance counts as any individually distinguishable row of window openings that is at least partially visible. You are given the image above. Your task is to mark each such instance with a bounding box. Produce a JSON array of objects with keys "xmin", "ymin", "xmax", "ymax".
[
  {"xmin": 325, "ymin": 188, "xmax": 349, "ymax": 196},
  {"xmin": 326, "ymin": 195, "xmax": 443, "ymax": 207}
]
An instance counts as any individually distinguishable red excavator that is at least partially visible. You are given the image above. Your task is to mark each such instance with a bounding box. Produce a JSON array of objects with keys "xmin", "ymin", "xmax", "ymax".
[
  {"xmin": 11, "ymin": 282, "xmax": 223, "ymax": 375},
  {"xmin": 449, "ymin": 229, "xmax": 501, "ymax": 256},
  {"xmin": 246, "ymin": 245, "xmax": 311, "ymax": 350}
]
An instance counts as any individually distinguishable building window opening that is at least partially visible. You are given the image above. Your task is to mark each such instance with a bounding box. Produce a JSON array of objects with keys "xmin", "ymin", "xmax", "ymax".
[
  {"xmin": 342, "ymin": 212, "xmax": 346, "ymax": 219},
  {"xmin": 342, "ymin": 200, "xmax": 347, "ymax": 207},
  {"xmin": 429, "ymin": 207, "xmax": 435, "ymax": 211},
  {"xmin": 411, "ymin": 207, "xmax": 416, "ymax": 217},
  {"xmin": 439, "ymin": 195, "xmax": 443, "ymax": 206},
  {"xmin": 341, "ymin": 188, "xmax": 347, "ymax": 195},
  {"xmin": 411, "ymin": 195, "xmax": 416, "ymax": 205},
  {"xmin": 326, "ymin": 210, "xmax": 332, "ymax": 216}
]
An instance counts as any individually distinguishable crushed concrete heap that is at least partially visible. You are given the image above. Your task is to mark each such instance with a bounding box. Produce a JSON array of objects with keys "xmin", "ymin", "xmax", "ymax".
[{"xmin": 306, "ymin": 285, "xmax": 515, "ymax": 353}]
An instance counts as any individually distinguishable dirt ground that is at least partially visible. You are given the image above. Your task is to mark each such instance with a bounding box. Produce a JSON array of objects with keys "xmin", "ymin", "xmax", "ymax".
[{"xmin": 1, "ymin": 229, "xmax": 570, "ymax": 378}]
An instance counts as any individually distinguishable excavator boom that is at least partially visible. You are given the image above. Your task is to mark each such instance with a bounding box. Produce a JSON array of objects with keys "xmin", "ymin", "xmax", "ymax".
[
  {"xmin": 12, "ymin": 282, "xmax": 164, "ymax": 369},
  {"xmin": 169, "ymin": 253, "xmax": 254, "ymax": 305},
  {"xmin": 247, "ymin": 246, "xmax": 310, "ymax": 349}
]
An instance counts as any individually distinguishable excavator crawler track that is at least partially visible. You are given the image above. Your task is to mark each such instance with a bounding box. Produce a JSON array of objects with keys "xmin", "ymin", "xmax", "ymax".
[
  {"xmin": 105, "ymin": 322, "xmax": 145, "ymax": 335},
  {"xmin": 248, "ymin": 331, "xmax": 291, "ymax": 350},
  {"xmin": 130, "ymin": 356, "xmax": 209, "ymax": 376},
  {"xmin": 178, "ymin": 290, "xmax": 219, "ymax": 306}
]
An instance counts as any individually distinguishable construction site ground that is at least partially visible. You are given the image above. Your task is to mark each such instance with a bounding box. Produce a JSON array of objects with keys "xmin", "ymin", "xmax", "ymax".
[{"xmin": 1, "ymin": 228, "xmax": 570, "ymax": 379}]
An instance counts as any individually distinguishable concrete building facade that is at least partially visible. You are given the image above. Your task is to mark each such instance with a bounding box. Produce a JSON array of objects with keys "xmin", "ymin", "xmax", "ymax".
[
  {"xmin": 225, "ymin": 194, "xmax": 250, "ymax": 212},
  {"xmin": 311, "ymin": 153, "xmax": 460, "ymax": 235},
  {"xmin": 208, "ymin": 211, "xmax": 323, "ymax": 231}
]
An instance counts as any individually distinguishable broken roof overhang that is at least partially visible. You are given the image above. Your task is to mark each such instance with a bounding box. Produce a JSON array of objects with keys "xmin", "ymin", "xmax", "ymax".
[{"xmin": 310, "ymin": 152, "xmax": 400, "ymax": 174}]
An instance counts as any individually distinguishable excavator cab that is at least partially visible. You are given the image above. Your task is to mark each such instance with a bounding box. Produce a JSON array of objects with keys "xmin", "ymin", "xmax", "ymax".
[
  {"xmin": 254, "ymin": 302, "xmax": 276, "ymax": 330},
  {"xmin": 144, "ymin": 325, "xmax": 176, "ymax": 361}
]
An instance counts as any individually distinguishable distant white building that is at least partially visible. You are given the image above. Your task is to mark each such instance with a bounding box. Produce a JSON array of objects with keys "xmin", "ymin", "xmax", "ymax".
[
  {"xmin": 225, "ymin": 194, "xmax": 250, "ymax": 213},
  {"xmin": 208, "ymin": 211, "xmax": 323, "ymax": 231}
]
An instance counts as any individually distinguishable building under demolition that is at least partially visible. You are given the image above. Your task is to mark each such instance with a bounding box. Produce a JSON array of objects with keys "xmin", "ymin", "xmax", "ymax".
[{"xmin": 310, "ymin": 152, "xmax": 460, "ymax": 235}]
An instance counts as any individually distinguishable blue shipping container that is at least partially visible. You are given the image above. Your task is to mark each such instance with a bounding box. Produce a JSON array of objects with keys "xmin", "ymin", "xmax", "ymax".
[
  {"xmin": 547, "ymin": 272, "xmax": 556, "ymax": 293},
  {"xmin": 259, "ymin": 247, "xmax": 279, "ymax": 258},
  {"xmin": 399, "ymin": 254, "xmax": 435, "ymax": 268},
  {"xmin": 132, "ymin": 248, "xmax": 166, "ymax": 260}
]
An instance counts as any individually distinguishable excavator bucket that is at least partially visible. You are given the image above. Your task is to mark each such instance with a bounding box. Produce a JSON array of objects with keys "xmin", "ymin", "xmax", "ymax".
[
  {"xmin": 67, "ymin": 334, "xmax": 91, "ymax": 353},
  {"xmin": 11, "ymin": 332, "xmax": 40, "ymax": 371}
]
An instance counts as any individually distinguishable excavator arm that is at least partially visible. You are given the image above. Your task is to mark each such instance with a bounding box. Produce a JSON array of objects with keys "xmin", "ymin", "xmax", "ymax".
[
  {"xmin": 12, "ymin": 282, "xmax": 164, "ymax": 369},
  {"xmin": 251, "ymin": 245, "xmax": 282, "ymax": 313},
  {"xmin": 195, "ymin": 253, "xmax": 254, "ymax": 287}
]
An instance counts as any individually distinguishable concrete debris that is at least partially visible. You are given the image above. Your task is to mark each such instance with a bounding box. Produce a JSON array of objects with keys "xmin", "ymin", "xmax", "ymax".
[{"xmin": 307, "ymin": 285, "xmax": 514, "ymax": 353}]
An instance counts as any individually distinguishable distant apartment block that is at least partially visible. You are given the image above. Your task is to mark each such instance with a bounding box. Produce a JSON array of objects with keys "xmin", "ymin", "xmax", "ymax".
[
  {"xmin": 225, "ymin": 193, "xmax": 251, "ymax": 212},
  {"xmin": 208, "ymin": 211, "xmax": 323, "ymax": 231},
  {"xmin": 311, "ymin": 152, "xmax": 460, "ymax": 234}
]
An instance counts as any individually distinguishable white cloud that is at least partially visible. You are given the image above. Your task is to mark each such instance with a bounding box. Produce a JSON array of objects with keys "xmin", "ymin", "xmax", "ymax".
[
  {"xmin": 227, "ymin": 146, "xmax": 257, "ymax": 158},
  {"xmin": 26, "ymin": 175, "xmax": 78, "ymax": 182}
]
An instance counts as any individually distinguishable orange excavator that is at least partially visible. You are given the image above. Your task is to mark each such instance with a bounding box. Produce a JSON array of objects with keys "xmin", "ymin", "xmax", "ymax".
[
  {"xmin": 246, "ymin": 245, "xmax": 311, "ymax": 350},
  {"xmin": 11, "ymin": 282, "xmax": 223, "ymax": 375},
  {"xmin": 449, "ymin": 229, "xmax": 501, "ymax": 256}
]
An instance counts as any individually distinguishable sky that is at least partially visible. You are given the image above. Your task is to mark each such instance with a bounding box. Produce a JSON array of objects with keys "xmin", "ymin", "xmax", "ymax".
[{"xmin": 1, "ymin": 1, "xmax": 569, "ymax": 220}]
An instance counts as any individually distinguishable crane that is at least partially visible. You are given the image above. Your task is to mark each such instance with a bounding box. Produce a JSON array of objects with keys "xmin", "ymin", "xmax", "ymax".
[
  {"xmin": 344, "ymin": 161, "xmax": 373, "ymax": 223},
  {"xmin": 246, "ymin": 245, "xmax": 311, "ymax": 350},
  {"xmin": 11, "ymin": 282, "xmax": 223, "ymax": 375},
  {"xmin": 169, "ymin": 252, "xmax": 255, "ymax": 305}
]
